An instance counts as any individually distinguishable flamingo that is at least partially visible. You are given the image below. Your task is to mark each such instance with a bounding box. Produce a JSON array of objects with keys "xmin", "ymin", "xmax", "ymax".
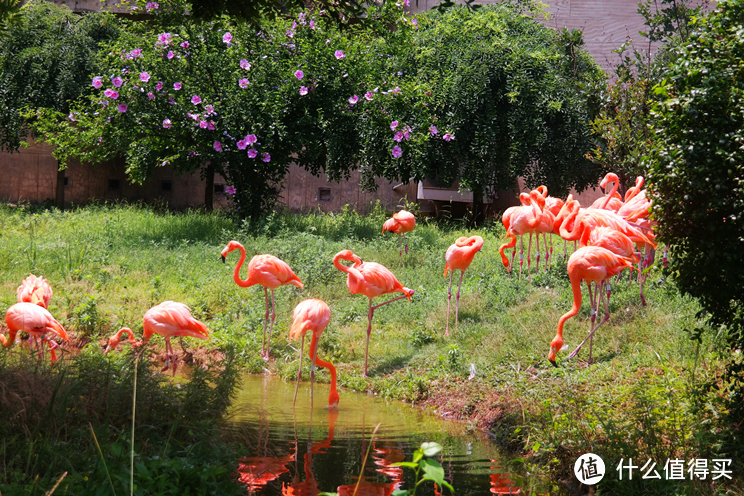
[
  {"xmin": 500, "ymin": 192, "xmax": 533, "ymax": 274},
  {"xmin": 282, "ymin": 408, "xmax": 337, "ymax": 496},
  {"xmin": 104, "ymin": 327, "xmax": 139, "ymax": 353},
  {"xmin": 382, "ymin": 210, "xmax": 416, "ymax": 261},
  {"xmin": 17, "ymin": 274, "xmax": 53, "ymax": 308},
  {"xmin": 536, "ymin": 186, "xmax": 565, "ymax": 267},
  {"xmin": 581, "ymin": 226, "xmax": 639, "ymax": 307},
  {"xmin": 443, "ymin": 236, "xmax": 484, "ymax": 336},
  {"xmin": 498, "ymin": 190, "xmax": 543, "ymax": 282},
  {"xmin": 4, "ymin": 302, "xmax": 69, "ymax": 363},
  {"xmin": 548, "ymin": 246, "xmax": 634, "ymax": 366},
  {"xmin": 590, "ymin": 173, "xmax": 623, "ymax": 212},
  {"xmin": 221, "ymin": 240, "xmax": 303, "ymax": 360},
  {"xmin": 142, "ymin": 301, "xmax": 209, "ymax": 375},
  {"xmin": 333, "ymin": 250, "xmax": 414, "ymax": 377},
  {"xmin": 289, "ymin": 298, "xmax": 339, "ymax": 408}
]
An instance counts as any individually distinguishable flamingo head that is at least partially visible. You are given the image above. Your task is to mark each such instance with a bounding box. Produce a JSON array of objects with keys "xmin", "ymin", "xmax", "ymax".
[
  {"xmin": 518, "ymin": 192, "xmax": 531, "ymax": 206},
  {"xmin": 328, "ymin": 389, "xmax": 340, "ymax": 409},
  {"xmin": 536, "ymin": 185, "xmax": 548, "ymax": 197},
  {"xmin": 220, "ymin": 240, "xmax": 244, "ymax": 262},
  {"xmin": 600, "ymin": 173, "xmax": 619, "ymax": 191},
  {"xmin": 105, "ymin": 336, "xmax": 121, "ymax": 353},
  {"xmin": 548, "ymin": 334, "xmax": 564, "ymax": 367},
  {"xmin": 334, "ymin": 249, "xmax": 362, "ymax": 265}
]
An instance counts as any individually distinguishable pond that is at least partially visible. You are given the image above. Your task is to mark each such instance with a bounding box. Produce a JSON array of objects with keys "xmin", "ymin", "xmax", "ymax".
[{"xmin": 229, "ymin": 374, "xmax": 552, "ymax": 496}]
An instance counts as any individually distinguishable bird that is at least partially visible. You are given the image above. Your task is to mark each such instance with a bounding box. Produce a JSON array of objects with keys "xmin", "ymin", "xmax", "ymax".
[
  {"xmin": 547, "ymin": 246, "xmax": 634, "ymax": 366},
  {"xmin": 17, "ymin": 274, "xmax": 53, "ymax": 308},
  {"xmin": 590, "ymin": 173, "xmax": 623, "ymax": 212},
  {"xmin": 104, "ymin": 327, "xmax": 140, "ymax": 353},
  {"xmin": 580, "ymin": 226, "xmax": 639, "ymax": 306},
  {"xmin": 443, "ymin": 236, "xmax": 484, "ymax": 336},
  {"xmin": 221, "ymin": 240, "xmax": 303, "ymax": 361},
  {"xmin": 3, "ymin": 302, "xmax": 69, "ymax": 363},
  {"xmin": 333, "ymin": 249, "xmax": 414, "ymax": 377},
  {"xmin": 289, "ymin": 299, "xmax": 339, "ymax": 408},
  {"xmin": 142, "ymin": 301, "xmax": 209, "ymax": 375},
  {"xmin": 500, "ymin": 192, "xmax": 536, "ymax": 276},
  {"xmin": 536, "ymin": 186, "xmax": 565, "ymax": 267},
  {"xmin": 382, "ymin": 210, "xmax": 416, "ymax": 261},
  {"xmin": 498, "ymin": 190, "xmax": 543, "ymax": 281}
]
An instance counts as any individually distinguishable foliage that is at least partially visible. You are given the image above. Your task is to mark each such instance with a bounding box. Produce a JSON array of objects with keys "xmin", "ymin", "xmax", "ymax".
[
  {"xmin": 646, "ymin": 0, "xmax": 744, "ymax": 421},
  {"xmin": 391, "ymin": 442, "xmax": 454, "ymax": 495},
  {"xmin": 0, "ymin": 0, "xmax": 120, "ymax": 153}
]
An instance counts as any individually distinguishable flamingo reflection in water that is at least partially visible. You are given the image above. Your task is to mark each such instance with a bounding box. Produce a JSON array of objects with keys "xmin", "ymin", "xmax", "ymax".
[
  {"xmin": 281, "ymin": 408, "xmax": 338, "ymax": 496},
  {"xmin": 336, "ymin": 434, "xmax": 402, "ymax": 496},
  {"xmin": 236, "ymin": 415, "xmax": 296, "ymax": 493},
  {"xmin": 489, "ymin": 460, "xmax": 522, "ymax": 495}
]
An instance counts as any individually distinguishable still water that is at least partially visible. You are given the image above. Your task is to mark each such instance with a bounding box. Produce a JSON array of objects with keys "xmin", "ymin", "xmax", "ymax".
[{"xmin": 229, "ymin": 374, "xmax": 551, "ymax": 495}]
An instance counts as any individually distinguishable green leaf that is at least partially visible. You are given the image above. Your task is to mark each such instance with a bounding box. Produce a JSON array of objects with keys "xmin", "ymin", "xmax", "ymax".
[
  {"xmin": 390, "ymin": 462, "xmax": 419, "ymax": 469},
  {"xmin": 391, "ymin": 491, "xmax": 410, "ymax": 496},
  {"xmin": 421, "ymin": 442, "xmax": 443, "ymax": 457},
  {"xmin": 421, "ymin": 458, "xmax": 445, "ymax": 485},
  {"xmin": 412, "ymin": 449, "xmax": 423, "ymax": 464}
]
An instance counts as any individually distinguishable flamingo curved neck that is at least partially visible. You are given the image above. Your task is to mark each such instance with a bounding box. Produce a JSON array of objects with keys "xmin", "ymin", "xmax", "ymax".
[
  {"xmin": 600, "ymin": 177, "xmax": 620, "ymax": 210},
  {"xmin": 557, "ymin": 276, "xmax": 583, "ymax": 340},
  {"xmin": 560, "ymin": 207, "xmax": 583, "ymax": 241},
  {"xmin": 309, "ymin": 334, "xmax": 338, "ymax": 407},
  {"xmin": 231, "ymin": 244, "xmax": 255, "ymax": 288}
]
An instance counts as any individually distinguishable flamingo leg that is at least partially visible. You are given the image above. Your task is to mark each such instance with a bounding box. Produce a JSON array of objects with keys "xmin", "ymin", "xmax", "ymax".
[
  {"xmin": 445, "ymin": 271, "xmax": 453, "ymax": 337},
  {"xmin": 310, "ymin": 340, "xmax": 317, "ymax": 409},
  {"xmin": 293, "ymin": 333, "xmax": 305, "ymax": 407},
  {"xmin": 535, "ymin": 234, "xmax": 541, "ymax": 274},
  {"xmin": 544, "ymin": 234, "xmax": 550, "ymax": 269},
  {"xmin": 265, "ymin": 289, "xmax": 276, "ymax": 361},
  {"xmin": 261, "ymin": 287, "xmax": 269, "ymax": 358},
  {"xmin": 455, "ymin": 270, "xmax": 465, "ymax": 332},
  {"xmin": 549, "ymin": 235, "xmax": 553, "ymax": 268},
  {"xmin": 161, "ymin": 337, "xmax": 171, "ymax": 373},
  {"xmin": 570, "ymin": 283, "xmax": 611, "ymax": 361},
  {"xmin": 404, "ymin": 233, "xmax": 409, "ymax": 256},
  {"xmin": 398, "ymin": 233, "xmax": 403, "ymax": 262},
  {"xmin": 518, "ymin": 236, "xmax": 524, "ymax": 281},
  {"xmin": 364, "ymin": 299, "xmax": 373, "ymax": 378},
  {"xmin": 527, "ymin": 233, "xmax": 533, "ymax": 283},
  {"xmin": 510, "ymin": 238, "xmax": 517, "ymax": 277}
]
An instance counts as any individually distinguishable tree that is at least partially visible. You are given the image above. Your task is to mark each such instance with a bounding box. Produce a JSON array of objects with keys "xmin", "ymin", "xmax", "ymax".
[
  {"xmin": 645, "ymin": 0, "xmax": 744, "ymax": 389},
  {"xmin": 0, "ymin": 0, "xmax": 120, "ymax": 208}
]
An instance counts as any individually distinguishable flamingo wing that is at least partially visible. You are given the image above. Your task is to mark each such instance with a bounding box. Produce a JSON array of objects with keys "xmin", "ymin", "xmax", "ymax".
[
  {"xmin": 17, "ymin": 275, "xmax": 53, "ymax": 308},
  {"xmin": 6, "ymin": 302, "xmax": 68, "ymax": 341},
  {"xmin": 250, "ymin": 255, "xmax": 304, "ymax": 289},
  {"xmin": 358, "ymin": 262, "xmax": 408, "ymax": 298},
  {"xmin": 144, "ymin": 301, "xmax": 209, "ymax": 340}
]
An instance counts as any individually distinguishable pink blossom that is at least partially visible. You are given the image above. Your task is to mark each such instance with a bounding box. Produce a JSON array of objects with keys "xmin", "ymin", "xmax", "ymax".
[
  {"xmin": 118, "ymin": 104, "xmax": 127, "ymax": 113},
  {"xmin": 199, "ymin": 120, "xmax": 208, "ymax": 128},
  {"xmin": 394, "ymin": 131, "xmax": 404, "ymax": 142},
  {"xmin": 239, "ymin": 78, "xmax": 249, "ymax": 88},
  {"xmin": 140, "ymin": 72, "xmax": 150, "ymax": 82},
  {"xmin": 364, "ymin": 92, "xmax": 374, "ymax": 101},
  {"xmin": 112, "ymin": 76, "xmax": 123, "ymax": 87},
  {"xmin": 294, "ymin": 69, "xmax": 304, "ymax": 80},
  {"xmin": 391, "ymin": 86, "xmax": 401, "ymax": 95},
  {"xmin": 240, "ymin": 59, "xmax": 251, "ymax": 70},
  {"xmin": 68, "ymin": 113, "xmax": 76, "ymax": 121},
  {"xmin": 191, "ymin": 95, "xmax": 202, "ymax": 105},
  {"xmin": 213, "ymin": 141, "xmax": 223, "ymax": 152},
  {"xmin": 299, "ymin": 86, "xmax": 308, "ymax": 96},
  {"xmin": 429, "ymin": 125, "xmax": 438, "ymax": 135},
  {"xmin": 163, "ymin": 119, "xmax": 172, "ymax": 128},
  {"xmin": 167, "ymin": 50, "xmax": 174, "ymax": 60},
  {"xmin": 156, "ymin": 81, "xmax": 163, "ymax": 90},
  {"xmin": 334, "ymin": 50, "xmax": 345, "ymax": 59},
  {"xmin": 180, "ymin": 41, "xmax": 189, "ymax": 48},
  {"xmin": 348, "ymin": 95, "xmax": 359, "ymax": 105},
  {"xmin": 92, "ymin": 76, "xmax": 103, "ymax": 89},
  {"xmin": 148, "ymin": 92, "xmax": 155, "ymax": 99},
  {"xmin": 247, "ymin": 149, "xmax": 257, "ymax": 158},
  {"xmin": 390, "ymin": 120, "xmax": 398, "ymax": 131},
  {"xmin": 174, "ymin": 82, "xmax": 182, "ymax": 90},
  {"xmin": 146, "ymin": 2, "xmax": 159, "ymax": 11},
  {"xmin": 188, "ymin": 113, "xmax": 199, "ymax": 121},
  {"xmin": 262, "ymin": 153, "xmax": 271, "ymax": 162},
  {"xmin": 131, "ymin": 49, "xmax": 142, "ymax": 58},
  {"xmin": 110, "ymin": 90, "xmax": 119, "ymax": 100},
  {"xmin": 237, "ymin": 139, "xmax": 247, "ymax": 150},
  {"xmin": 208, "ymin": 121, "xmax": 215, "ymax": 130},
  {"xmin": 223, "ymin": 32, "xmax": 232, "ymax": 44},
  {"xmin": 292, "ymin": 21, "xmax": 297, "ymax": 30},
  {"xmin": 309, "ymin": 19, "xmax": 315, "ymax": 29},
  {"xmin": 286, "ymin": 29, "xmax": 294, "ymax": 38},
  {"xmin": 391, "ymin": 145, "xmax": 402, "ymax": 158},
  {"xmin": 104, "ymin": 89, "xmax": 114, "ymax": 98},
  {"xmin": 411, "ymin": 18, "xmax": 418, "ymax": 28},
  {"xmin": 225, "ymin": 185, "xmax": 236, "ymax": 195},
  {"xmin": 158, "ymin": 33, "xmax": 172, "ymax": 44},
  {"xmin": 443, "ymin": 133, "xmax": 454, "ymax": 141},
  {"xmin": 245, "ymin": 134, "xmax": 257, "ymax": 145}
]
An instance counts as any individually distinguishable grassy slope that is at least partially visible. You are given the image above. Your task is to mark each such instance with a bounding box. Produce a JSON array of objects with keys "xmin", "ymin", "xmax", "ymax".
[{"xmin": 0, "ymin": 202, "xmax": 738, "ymax": 495}]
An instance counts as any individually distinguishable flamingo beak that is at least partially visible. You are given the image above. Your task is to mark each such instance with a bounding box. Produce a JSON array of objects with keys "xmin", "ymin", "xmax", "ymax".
[
  {"xmin": 549, "ymin": 359, "xmax": 557, "ymax": 368},
  {"xmin": 221, "ymin": 255, "xmax": 226, "ymax": 263}
]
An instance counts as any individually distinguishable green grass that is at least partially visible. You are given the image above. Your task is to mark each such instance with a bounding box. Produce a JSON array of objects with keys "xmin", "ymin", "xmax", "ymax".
[{"xmin": 0, "ymin": 201, "xmax": 740, "ymax": 495}]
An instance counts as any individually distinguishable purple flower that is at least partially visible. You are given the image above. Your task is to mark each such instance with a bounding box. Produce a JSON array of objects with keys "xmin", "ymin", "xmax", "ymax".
[
  {"xmin": 191, "ymin": 95, "xmax": 202, "ymax": 105},
  {"xmin": 443, "ymin": 133, "xmax": 454, "ymax": 141},
  {"xmin": 208, "ymin": 121, "xmax": 215, "ymax": 130},
  {"xmin": 163, "ymin": 119, "xmax": 172, "ymax": 128},
  {"xmin": 167, "ymin": 50, "xmax": 175, "ymax": 60},
  {"xmin": 213, "ymin": 141, "xmax": 223, "ymax": 152},
  {"xmin": 286, "ymin": 29, "xmax": 294, "ymax": 38},
  {"xmin": 411, "ymin": 18, "xmax": 418, "ymax": 28},
  {"xmin": 199, "ymin": 120, "xmax": 208, "ymax": 128},
  {"xmin": 68, "ymin": 113, "xmax": 76, "ymax": 121},
  {"xmin": 174, "ymin": 82, "xmax": 182, "ymax": 90},
  {"xmin": 156, "ymin": 81, "xmax": 163, "ymax": 90},
  {"xmin": 390, "ymin": 120, "xmax": 398, "ymax": 131},
  {"xmin": 391, "ymin": 86, "xmax": 401, "ymax": 96},
  {"xmin": 188, "ymin": 113, "xmax": 199, "ymax": 121},
  {"xmin": 110, "ymin": 90, "xmax": 119, "ymax": 100},
  {"xmin": 247, "ymin": 149, "xmax": 257, "ymax": 158},
  {"xmin": 223, "ymin": 32, "xmax": 232, "ymax": 44},
  {"xmin": 299, "ymin": 86, "xmax": 308, "ymax": 96},
  {"xmin": 364, "ymin": 92, "xmax": 374, "ymax": 101},
  {"xmin": 140, "ymin": 72, "xmax": 150, "ymax": 82},
  {"xmin": 391, "ymin": 145, "xmax": 402, "ymax": 158},
  {"xmin": 294, "ymin": 69, "xmax": 304, "ymax": 80},
  {"xmin": 394, "ymin": 132, "xmax": 404, "ymax": 142},
  {"xmin": 245, "ymin": 134, "xmax": 257, "ymax": 145},
  {"xmin": 112, "ymin": 76, "xmax": 123, "ymax": 87},
  {"xmin": 131, "ymin": 48, "xmax": 142, "ymax": 58},
  {"xmin": 118, "ymin": 104, "xmax": 128, "ymax": 113},
  {"xmin": 429, "ymin": 125, "xmax": 438, "ymax": 135},
  {"xmin": 92, "ymin": 76, "xmax": 103, "ymax": 89},
  {"xmin": 148, "ymin": 92, "xmax": 155, "ymax": 99},
  {"xmin": 240, "ymin": 59, "xmax": 251, "ymax": 70},
  {"xmin": 104, "ymin": 89, "xmax": 114, "ymax": 98},
  {"xmin": 237, "ymin": 139, "xmax": 247, "ymax": 150},
  {"xmin": 146, "ymin": 2, "xmax": 159, "ymax": 11},
  {"xmin": 349, "ymin": 95, "xmax": 359, "ymax": 105},
  {"xmin": 334, "ymin": 50, "xmax": 345, "ymax": 59},
  {"xmin": 309, "ymin": 19, "xmax": 315, "ymax": 29},
  {"xmin": 158, "ymin": 32, "xmax": 172, "ymax": 44},
  {"xmin": 205, "ymin": 104, "xmax": 214, "ymax": 114},
  {"xmin": 225, "ymin": 185, "xmax": 236, "ymax": 195},
  {"xmin": 239, "ymin": 78, "xmax": 249, "ymax": 88},
  {"xmin": 169, "ymin": 98, "xmax": 175, "ymax": 105},
  {"xmin": 180, "ymin": 41, "xmax": 189, "ymax": 48},
  {"xmin": 262, "ymin": 153, "xmax": 271, "ymax": 162}
]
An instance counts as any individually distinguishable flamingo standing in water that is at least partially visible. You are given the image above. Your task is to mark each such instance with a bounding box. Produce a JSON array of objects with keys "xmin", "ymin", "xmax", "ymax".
[
  {"xmin": 382, "ymin": 210, "xmax": 416, "ymax": 261},
  {"xmin": 221, "ymin": 240, "xmax": 303, "ymax": 360},
  {"xmin": 142, "ymin": 301, "xmax": 209, "ymax": 375},
  {"xmin": 3, "ymin": 303, "xmax": 69, "ymax": 363},
  {"xmin": 333, "ymin": 250, "xmax": 414, "ymax": 377},
  {"xmin": 289, "ymin": 299, "xmax": 339, "ymax": 408},
  {"xmin": 548, "ymin": 246, "xmax": 634, "ymax": 366},
  {"xmin": 443, "ymin": 236, "xmax": 484, "ymax": 336}
]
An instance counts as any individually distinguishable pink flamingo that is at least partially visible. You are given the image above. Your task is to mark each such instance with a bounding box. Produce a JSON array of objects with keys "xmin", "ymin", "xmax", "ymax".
[
  {"xmin": 581, "ymin": 226, "xmax": 639, "ymax": 307},
  {"xmin": 3, "ymin": 302, "xmax": 69, "ymax": 363},
  {"xmin": 590, "ymin": 173, "xmax": 623, "ymax": 211},
  {"xmin": 17, "ymin": 274, "xmax": 53, "ymax": 308},
  {"xmin": 142, "ymin": 301, "xmax": 209, "ymax": 375},
  {"xmin": 443, "ymin": 236, "xmax": 484, "ymax": 336},
  {"xmin": 500, "ymin": 192, "xmax": 533, "ymax": 274},
  {"xmin": 536, "ymin": 185, "xmax": 565, "ymax": 267},
  {"xmin": 498, "ymin": 190, "xmax": 543, "ymax": 282},
  {"xmin": 221, "ymin": 240, "xmax": 303, "ymax": 360},
  {"xmin": 104, "ymin": 328, "xmax": 139, "ymax": 353},
  {"xmin": 382, "ymin": 210, "xmax": 416, "ymax": 261},
  {"xmin": 289, "ymin": 299, "xmax": 339, "ymax": 408},
  {"xmin": 333, "ymin": 250, "xmax": 414, "ymax": 377},
  {"xmin": 548, "ymin": 246, "xmax": 634, "ymax": 366}
]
